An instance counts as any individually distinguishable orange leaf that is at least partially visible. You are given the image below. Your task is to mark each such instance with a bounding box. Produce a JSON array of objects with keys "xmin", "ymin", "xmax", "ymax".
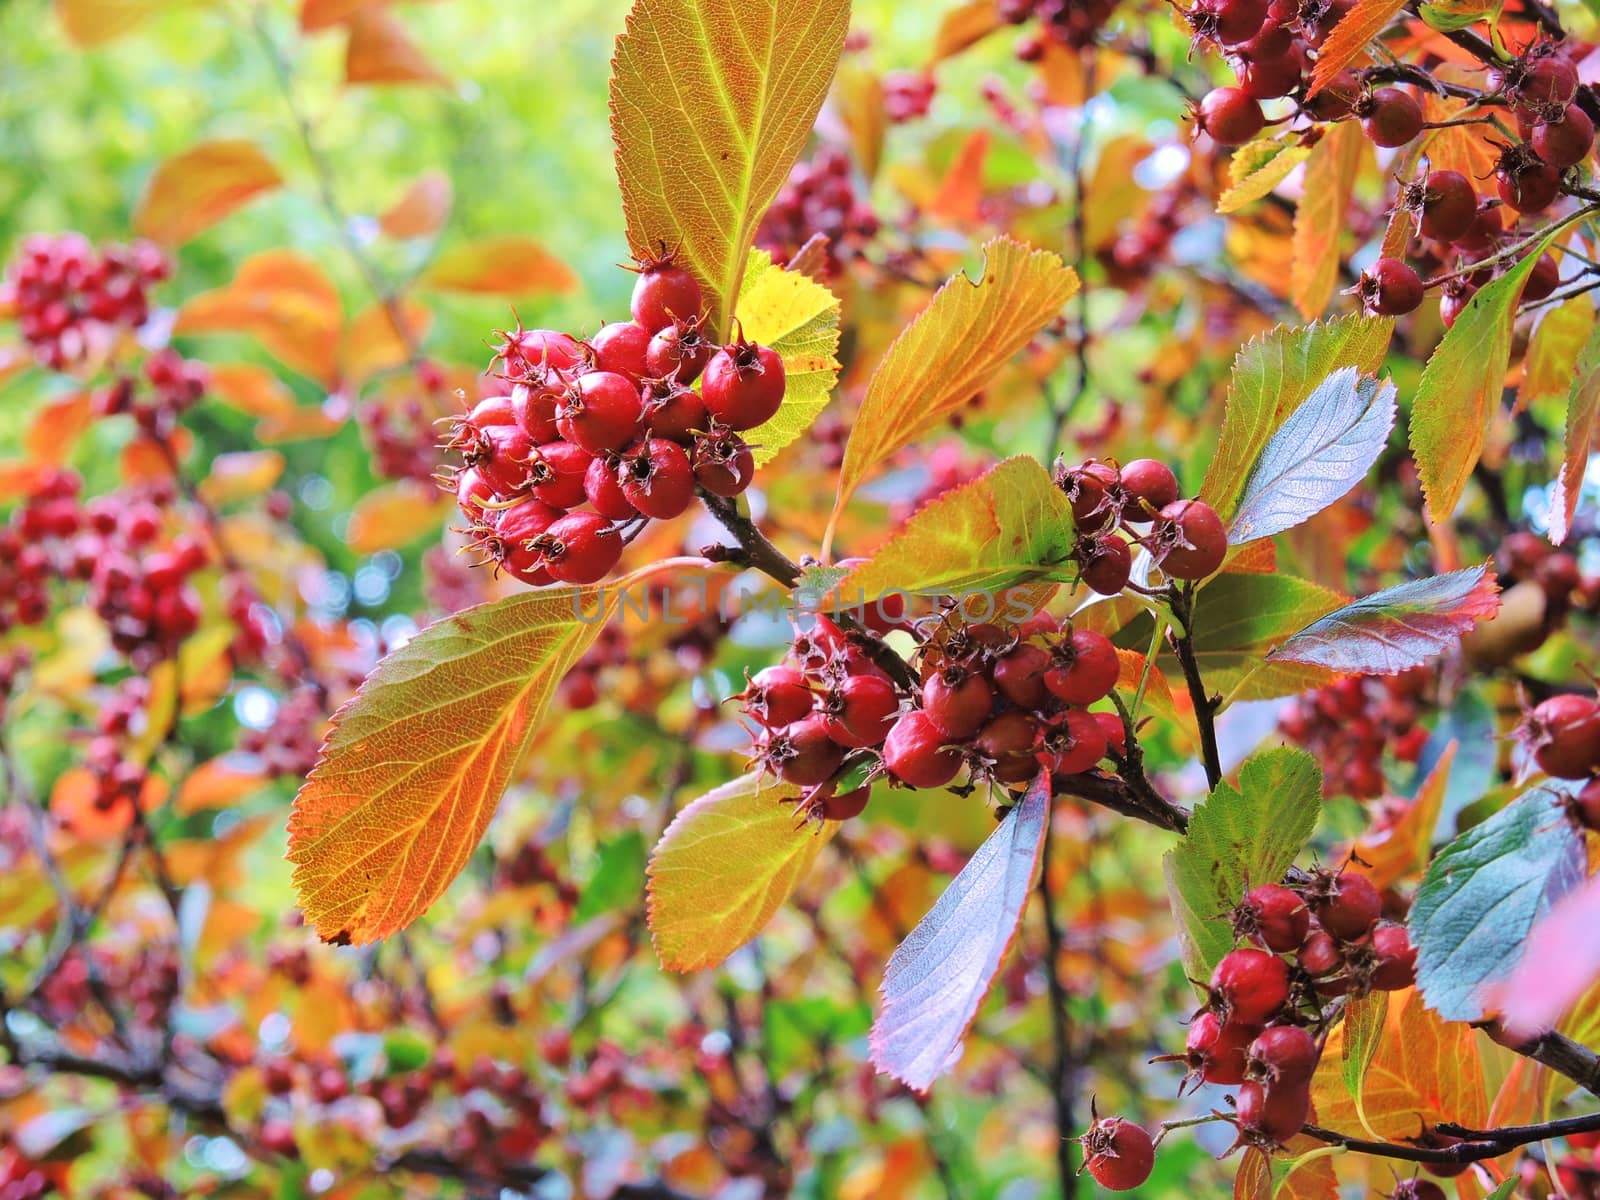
[
  {"xmin": 133, "ymin": 140, "xmax": 282, "ymax": 246},
  {"xmin": 419, "ymin": 237, "xmax": 578, "ymax": 297},
  {"xmin": 208, "ymin": 362, "xmax": 298, "ymax": 420},
  {"xmin": 1348, "ymin": 743, "xmax": 1453, "ymax": 890},
  {"xmin": 0, "ymin": 461, "xmax": 49, "ymax": 502},
  {"xmin": 300, "ymin": 0, "xmax": 371, "ymax": 32},
  {"xmin": 197, "ymin": 450, "xmax": 286, "ymax": 507},
  {"xmin": 176, "ymin": 757, "xmax": 268, "ymax": 815},
  {"xmin": 175, "ymin": 251, "xmax": 342, "ymax": 384},
  {"xmin": 343, "ymin": 299, "xmax": 431, "ymax": 382},
  {"xmin": 54, "ymin": 0, "xmax": 168, "ymax": 46},
  {"xmin": 256, "ymin": 405, "xmax": 346, "ymax": 444},
  {"xmin": 25, "ymin": 392, "xmax": 93, "ymax": 464},
  {"xmin": 610, "ymin": 0, "xmax": 850, "ymax": 336},
  {"xmin": 344, "ymin": 7, "xmax": 447, "ymax": 87},
  {"xmin": 1308, "ymin": 0, "xmax": 1406, "ymax": 97},
  {"xmin": 929, "ymin": 130, "xmax": 990, "ymax": 225},
  {"xmin": 1291, "ymin": 121, "xmax": 1363, "ymax": 320},
  {"xmin": 121, "ymin": 428, "xmax": 191, "ymax": 480},
  {"xmin": 930, "ymin": 0, "xmax": 1002, "ymax": 61},
  {"xmin": 344, "ymin": 481, "xmax": 449, "ymax": 554},
  {"xmin": 378, "ymin": 170, "xmax": 452, "ymax": 240},
  {"xmin": 51, "ymin": 766, "xmax": 165, "ymax": 842},
  {"xmin": 287, "ymin": 587, "xmax": 616, "ymax": 944}
]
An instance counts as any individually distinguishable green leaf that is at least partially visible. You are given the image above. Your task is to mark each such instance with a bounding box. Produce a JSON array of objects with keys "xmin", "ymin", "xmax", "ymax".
[
  {"xmin": 1419, "ymin": 0, "xmax": 1503, "ymax": 30},
  {"xmin": 1164, "ymin": 748, "xmax": 1322, "ymax": 985},
  {"xmin": 575, "ymin": 830, "xmax": 648, "ymax": 923},
  {"xmin": 1410, "ymin": 227, "xmax": 1565, "ymax": 524},
  {"xmin": 1200, "ymin": 315, "xmax": 1394, "ymax": 525},
  {"xmin": 1412, "ymin": 790, "xmax": 1587, "ymax": 1020},
  {"xmin": 1551, "ymin": 317, "xmax": 1600, "ymax": 544},
  {"xmin": 609, "ymin": 0, "xmax": 851, "ymax": 336},
  {"xmin": 1341, "ymin": 991, "xmax": 1389, "ymax": 1137},
  {"xmin": 733, "ymin": 248, "xmax": 842, "ymax": 467},
  {"xmin": 838, "ymin": 456, "xmax": 1076, "ymax": 599},
  {"xmin": 1218, "ymin": 133, "xmax": 1313, "ymax": 214}
]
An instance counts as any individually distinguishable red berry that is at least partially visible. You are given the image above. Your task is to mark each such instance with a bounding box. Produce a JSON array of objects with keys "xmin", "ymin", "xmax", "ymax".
[
  {"xmin": 584, "ymin": 455, "xmax": 639, "ymax": 521},
  {"xmin": 1313, "ymin": 872, "xmax": 1383, "ymax": 940},
  {"xmin": 881, "ymin": 710, "xmax": 963, "ymax": 789},
  {"xmin": 1037, "ymin": 708, "xmax": 1109, "ymax": 775},
  {"xmin": 532, "ymin": 511, "xmax": 623, "ymax": 584},
  {"xmin": 556, "ymin": 371, "xmax": 645, "ymax": 454},
  {"xmin": 740, "ymin": 665, "xmax": 814, "ymax": 728},
  {"xmin": 1504, "ymin": 53, "xmax": 1579, "ymax": 117},
  {"xmin": 1533, "ymin": 104, "xmax": 1594, "ymax": 170},
  {"xmin": 1246, "ymin": 1025, "xmax": 1319, "ymax": 1088},
  {"xmin": 525, "ymin": 440, "xmax": 592, "ymax": 509},
  {"xmin": 1496, "ymin": 146, "xmax": 1561, "ymax": 213},
  {"xmin": 1236, "ymin": 884, "xmax": 1310, "ymax": 954},
  {"xmin": 589, "ymin": 321, "xmax": 652, "ymax": 381},
  {"xmin": 691, "ymin": 424, "xmax": 756, "ymax": 497},
  {"xmin": 1184, "ymin": 1010, "xmax": 1258, "ymax": 1085},
  {"xmin": 465, "ymin": 423, "xmax": 536, "ymax": 496},
  {"xmin": 1195, "ymin": 86, "xmax": 1265, "ymax": 146},
  {"xmin": 1570, "ymin": 778, "xmax": 1600, "ymax": 833},
  {"xmin": 512, "ymin": 379, "xmax": 562, "ymax": 442},
  {"xmin": 1439, "ymin": 281, "xmax": 1475, "ymax": 329},
  {"xmin": 1417, "ymin": 170, "xmax": 1477, "ymax": 242},
  {"xmin": 763, "ymin": 713, "xmax": 845, "ymax": 787},
  {"xmin": 1370, "ymin": 922, "xmax": 1417, "ymax": 991},
  {"xmin": 1094, "ymin": 710, "xmax": 1128, "ymax": 758},
  {"xmin": 1297, "ymin": 929, "xmax": 1343, "ymax": 978},
  {"xmin": 1079, "ymin": 535, "xmax": 1133, "ymax": 596},
  {"xmin": 640, "ymin": 377, "xmax": 707, "ymax": 443},
  {"xmin": 1210, "ymin": 948, "xmax": 1290, "ymax": 1025},
  {"xmin": 1523, "ymin": 694, "xmax": 1600, "ymax": 779},
  {"xmin": 1392, "ymin": 1181, "xmax": 1447, "ymax": 1200},
  {"xmin": 1359, "ymin": 258, "xmax": 1423, "ymax": 316},
  {"xmin": 1361, "ymin": 87, "xmax": 1423, "ymax": 148},
  {"xmin": 1044, "ymin": 628, "xmax": 1119, "ymax": 705},
  {"xmin": 1236, "ymin": 49, "xmax": 1303, "ymax": 101},
  {"xmin": 456, "ymin": 467, "xmax": 494, "ymax": 520},
  {"xmin": 817, "ymin": 783, "xmax": 871, "ymax": 822},
  {"xmin": 617, "ymin": 437, "xmax": 695, "ymax": 520},
  {"xmin": 1522, "ymin": 252, "xmax": 1561, "ymax": 303},
  {"xmin": 630, "ymin": 256, "xmax": 704, "ymax": 333},
  {"xmin": 1306, "ymin": 70, "xmax": 1361, "ymax": 120},
  {"xmin": 1079, "ymin": 1115, "xmax": 1155, "ymax": 1192},
  {"xmin": 644, "ymin": 316, "xmax": 714, "ymax": 384},
  {"xmin": 490, "ymin": 498, "xmax": 564, "ymax": 576},
  {"xmin": 1154, "ymin": 499, "xmax": 1227, "ymax": 580},
  {"xmin": 993, "ymin": 642, "xmax": 1050, "ymax": 709},
  {"xmin": 702, "ymin": 338, "xmax": 786, "ymax": 430},
  {"xmin": 1119, "ymin": 458, "xmax": 1180, "ymax": 514},
  {"xmin": 1235, "ymin": 1079, "xmax": 1310, "ymax": 1144},
  {"xmin": 821, "ymin": 673, "xmax": 900, "ymax": 748},
  {"xmin": 975, "ymin": 710, "xmax": 1041, "ymax": 784},
  {"xmin": 921, "ymin": 665, "xmax": 995, "ymax": 740}
]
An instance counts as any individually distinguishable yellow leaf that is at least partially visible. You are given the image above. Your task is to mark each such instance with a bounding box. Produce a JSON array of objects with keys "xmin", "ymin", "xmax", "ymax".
[
  {"xmin": 833, "ymin": 238, "xmax": 1078, "ymax": 520},
  {"xmin": 731, "ymin": 248, "xmax": 842, "ymax": 467},
  {"xmin": 197, "ymin": 450, "xmax": 285, "ymax": 507},
  {"xmin": 1291, "ymin": 122, "xmax": 1364, "ymax": 320},
  {"xmin": 647, "ymin": 772, "xmax": 836, "ymax": 971},
  {"xmin": 208, "ymin": 363, "xmax": 298, "ymax": 420},
  {"xmin": 54, "ymin": 0, "xmax": 173, "ymax": 46},
  {"xmin": 609, "ymin": 0, "xmax": 851, "ymax": 337},
  {"xmin": 1218, "ymin": 134, "xmax": 1312, "ymax": 214},
  {"xmin": 133, "ymin": 140, "xmax": 282, "ymax": 246},
  {"xmin": 345, "ymin": 481, "xmax": 450, "ymax": 554},
  {"xmin": 176, "ymin": 251, "xmax": 342, "ymax": 384},
  {"xmin": 344, "ymin": 7, "xmax": 447, "ymax": 87},
  {"xmin": 287, "ymin": 587, "xmax": 616, "ymax": 944},
  {"xmin": 378, "ymin": 170, "xmax": 452, "ymax": 240},
  {"xmin": 1523, "ymin": 294, "xmax": 1596, "ymax": 413},
  {"xmin": 1308, "ymin": 0, "xmax": 1406, "ymax": 97},
  {"xmin": 419, "ymin": 236, "xmax": 577, "ymax": 297},
  {"xmin": 833, "ymin": 62, "xmax": 886, "ymax": 180},
  {"xmin": 342, "ymin": 299, "xmax": 432, "ymax": 382}
]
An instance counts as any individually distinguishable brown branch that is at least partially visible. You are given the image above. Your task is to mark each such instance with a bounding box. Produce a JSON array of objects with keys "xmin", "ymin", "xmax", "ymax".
[
  {"xmin": 1304, "ymin": 1106, "xmax": 1600, "ymax": 1164},
  {"xmin": 1166, "ymin": 584, "xmax": 1222, "ymax": 791},
  {"xmin": 1037, "ymin": 821, "xmax": 1081, "ymax": 1199}
]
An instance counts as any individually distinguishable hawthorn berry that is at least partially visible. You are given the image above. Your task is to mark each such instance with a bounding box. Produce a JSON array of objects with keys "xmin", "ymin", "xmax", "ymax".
[
  {"xmin": 531, "ymin": 511, "xmax": 623, "ymax": 584},
  {"xmin": 1370, "ymin": 922, "xmax": 1417, "ymax": 991},
  {"xmin": 816, "ymin": 783, "xmax": 871, "ymax": 821},
  {"xmin": 1234, "ymin": 884, "xmax": 1310, "ymax": 954},
  {"xmin": 1079, "ymin": 534, "xmax": 1133, "ymax": 596},
  {"xmin": 1246, "ymin": 1025, "xmax": 1319, "ymax": 1088},
  {"xmin": 512, "ymin": 379, "xmax": 562, "ymax": 442},
  {"xmin": 1182, "ymin": 1009, "xmax": 1258, "ymax": 1086},
  {"xmin": 921, "ymin": 664, "xmax": 994, "ymax": 739},
  {"xmin": 639, "ymin": 376, "xmax": 707, "ymax": 443},
  {"xmin": 1236, "ymin": 50, "xmax": 1303, "ymax": 101},
  {"xmin": 1079, "ymin": 1114, "xmax": 1155, "ymax": 1192},
  {"xmin": 1154, "ymin": 499, "xmax": 1227, "ymax": 580},
  {"xmin": 1119, "ymin": 458, "xmax": 1180, "ymax": 514},
  {"xmin": 1311, "ymin": 872, "xmax": 1382, "ymax": 941},
  {"xmin": 589, "ymin": 321, "xmax": 653, "ymax": 381},
  {"xmin": 1195, "ymin": 86, "xmax": 1265, "ymax": 146},
  {"xmin": 1438, "ymin": 280, "xmax": 1475, "ymax": 329},
  {"xmin": 882, "ymin": 710, "xmax": 963, "ymax": 788},
  {"xmin": 974, "ymin": 710, "xmax": 1040, "ymax": 784},
  {"xmin": 1522, "ymin": 253, "xmax": 1561, "ymax": 303},
  {"xmin": 455, "ymin": 467, "xmax": 494, "ymax": 521},
  {"xmin": 1235, "ymin": 1079, "xmax": 1310, "ymax": 1144},
  {"xmin": 584, "ymin": 455, "xmax": 640, "ymax": 521},
  {"xmin": 762, "ymin": 713, "xmax": 845, "ymax": 786},
  {"xmin": 1522, "ymin": 694, "xmax": 1600, "ymax": 778},
  {"xmin": 1037, "ymin": 708, "xmax": 1109, "ymax": 775},
  {"xmin": 1210, "ymin": 948, "xmax": 1290, "ymax": 1025},
  {"xmin": 1570, "ymin": 778, "xmax": 1600, "ymax": 833},
  {"xmin": 1361, "ymin": 87, "xmax": 1423, "ymax": 148},
  {"xmin": 644, "ymin": 315, "xmax": 714, "ymax": 384},
  {"xmin": 701, "ymin": 336, "xmax": 786, "ymax": 430},
  {"xmin": 1533, "ymin": 104, "xmax": 1595, "ymax": 170},
  {"xmin": 690, "ymin": 424, "xmax": 756, "ymax": 497},
  {"xmin": 1391, "ymin": 1181, "xmax": 1447, "ymax": 1200},
  {"xmin": 1358, "ymin": 258, "xmax": 1424, "ymax": 316},
  {"xmin": 617, "ymin": 437, "xmax": 695, "ymax": 520},
  {"xmin": 821, "ymin": 673, "xmax": 900, "ymax": 748},
  {"xmin": 1093, "ymin": 710, "xmax": 1128, "ymax": 758},
  {"xmin": 1495, "ymin": 145, "xmax": 1561, "ymax": 213},
  {"xmin": 630, "ymin": 252, "xmax": 704, "ymax": 333},
  {"xmin": 1185, "ymin": 0, "xmax": 1270, "ymax": 44},
  {"xmin": 556, "ymin": 371, "xmax": 645, "ymax": 454},
  {"xmin": 462, "ymin": 422, "xmax": 536, "ymax": 496},
  {"xmin": 1297, "ymin": 929, "xmax": 1343, "ymax": 978},
  {"xmin": 1500, "ymin": 52, "xmax": 1579, "ymax": 118},
  {"xmin": 1057, "ymin": 459, "xmax": 1119, "ymax": 530},
  {"xmin": 526, "ymin": 440, "xmax": 593, "ymax": 509},
  {"xmin": 495, "ymin": 325, "xmax": 583, "ymax": 376},
  {"xmin": 739, "ymin": 665, "xmax": 814, "ymax": 728},
  {"xmin": 1414, "ymin": 170, "xmax": 1477, "ymax": 242},
  {"xmin": 1306, "ymin": 71, "xmax": 1361, "ymax": 121},
  {"xmin": 1043, "ymin": 629, "xmax": 1118, "ymax": 706}
]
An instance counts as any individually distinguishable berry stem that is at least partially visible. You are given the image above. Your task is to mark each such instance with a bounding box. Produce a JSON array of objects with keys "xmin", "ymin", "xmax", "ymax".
[
  {"xmin": 1167, "ymin": 583, "xmax": 1224, "ymax": 791},
  {"xmin": 1036, "ymin": 819, "xmax": 1083, "ymax": 1199}
]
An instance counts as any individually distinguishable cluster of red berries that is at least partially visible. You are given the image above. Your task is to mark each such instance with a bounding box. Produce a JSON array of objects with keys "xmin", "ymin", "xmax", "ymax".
[
  {"xmin": 94, "ymin": 349, "xmax": 210, "ymax": 442},
  {"xmin": 741, "ymin": 611, "xmax": 1130, "ymax": 818},
  {"xmin": 1100, "ymin": 186, "xmax": 1197, "ymax": 288},
  {"xmin": 1519, "ymin": 689, "xmax": 1600, "ymax": 781},
  {"xmin": 0, "ymin": 232, "xmax": 169, "ymax": 369},
  {"xmin": 363, "ymin": 360, "xmax": 452, "ymax": 484},
  {"xmin": 442, "ymin": 251, "xmax": 782, "ymax": 586},
  {"xmin": 1055, "ymin": 456, "xmax": 1227, "ymax": 589},
  {"xmin": 755, "ymin": 148, "xmax": 880, "ymax": 278},
  {"xmin": 1278, "ymin": 670, "xmax": 1430, "ymax": 799},
  {"xmin": 0, "ymin": 1145, "xmax": 52, "ymax": 1200},
  {"xmin": 998, "ymin": 0, "xmax": 1118, "ymax": 56},
  {"xmin": 559, "ymin": 584, "xmax": 730, "ymax": 711},
  {"xmin": 1499, "ymin": 528, "xmax": 1596, "ymax": 638},
  {"xmin": 882, "ymin": 70, "xmax": 936, "ymax": 123},
  {"xmin": 238, "ymin": 685, "xmax": 329, "ymax": 779},
  {"xmin": 1173, "ymin": 870, "xmax": 1416, "ymax": 1149}
]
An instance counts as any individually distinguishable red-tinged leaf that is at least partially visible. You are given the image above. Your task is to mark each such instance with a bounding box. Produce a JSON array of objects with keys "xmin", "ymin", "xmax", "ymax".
[
  {"xmin": 1266, "ymin": 564, "xmax": 1500, "ymax": 675},
  {"xmin": 1201, "ymin": 315, "xmax": 1394, "ymax": 525},
  {"xmin": 175, "ymin": 251, "xmax": 342, "ymax": 384},
  {"xmin": 25, "ymin": 392, "xmax": 93, "ymax": 464},
  {"xmin": 197, "ymin": 450, "xmax": 286, "ymax": 507},
  {"xmin": 1228, "ymin": 367, "xmax": 1397, "ymax": 546},
  {"xmin": 345, "ymin": 481, "xmax": 450, "ymax": 554},
  {"xmin": 1291, "ymin": 121, "xmax": 1363, "ymax": 320},
  {"xmin": 869, "ymin": 772, "xmax": 1050, "ymax": 1090},
  {"xmin": 1234, "ymin": 1147, "xmax": 1271, "ymax": 1200},
  {"xmin": 54, "ymin": 0, "xmax": 167, "ymax": 46},
  {"xmin": 133, "ymin": 140, "xmax": 282, "ymax": 246},
  {"xmin": 300, "ymin": 0, "xmax": 369, "ymax": 32},
  {"xmin": 929, "ymin": 129, "xmax": 989, "ymax": 224},
  {"xmin": 287, "ymin": 588, "xmax": 616, "ymax": 944},
  {"xmin": 1486, "ymin": 869, "xmax": 1600, "ymax": 1038},
  {"xmin": 419, "ymin": 237, "xmax": 578, "ymax": 297},
  {"xmin": 610, "ymin": 0, "xmax": 851, "ymax": 337},
  {"xmin": 176, "ymin": 757, "xmax": 267, "ymax": 815},
  {"xmin": 378, "ymin": 170, "xmax": 452, "ymax": 240},
  {"xmin": 1410, "ymin": 226, "xmax": 1565, "ymax": 524},
  {"xmin": 1550, "ymin": 319, "xmax": 1600, "ymax": 545},
  {"xmin": 208, "ymin": 363, "xmax": 298, "ymax": 420},
  {"xmin": 833, "ymin": 238, "xmax": 1078, "ymax": 517},
  {"xmin": 343, "ymin": 299, "xmax": 432, "ymax": 382},
  {"xmin": 1307, "ymin": 0, "xmax": 1406, "ymax": 96},
  {"xmin": 646, "ymin": 773, "xmax": 837, "ymax": 971},
  {"xmin": 930, "ymin": 0, "xmax": 1002, "ymax": 61},
  {"xmin": 344, "ymin": 7, "xmax": 447, "ymax": 87}
]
